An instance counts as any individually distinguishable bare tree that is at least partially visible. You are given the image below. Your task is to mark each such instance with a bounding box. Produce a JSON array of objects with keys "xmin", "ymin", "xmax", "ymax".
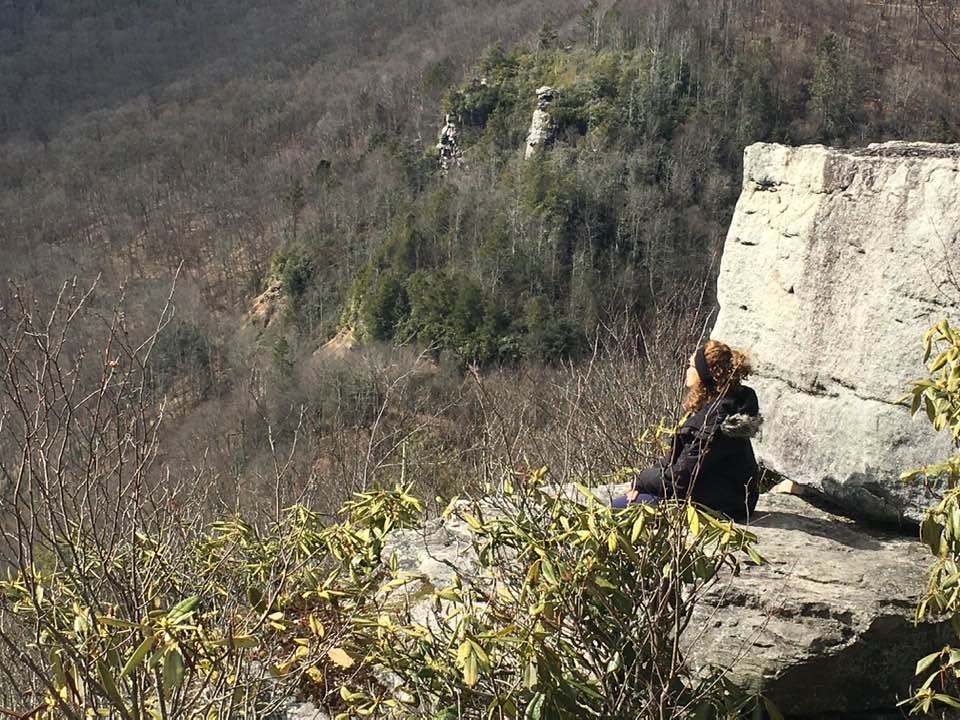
[{"xmin": 916, "ymin": 0, "xmax": 960, "ymax": 65}]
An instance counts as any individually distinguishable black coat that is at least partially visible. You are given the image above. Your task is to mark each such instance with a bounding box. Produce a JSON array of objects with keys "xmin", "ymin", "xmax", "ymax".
[{"xmin": 631, "ymin": 384, "xmax": 762, "ymax": 522}]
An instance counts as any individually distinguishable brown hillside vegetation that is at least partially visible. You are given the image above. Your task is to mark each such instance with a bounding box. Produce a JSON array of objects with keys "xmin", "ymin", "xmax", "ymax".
[
  {"xmin": 0, "ymin": 0, "xmax": 584, "ymax": 307},
  {"xmin": 1, "ymin": 0, "xmax": 958, "ymax": 311},
  {"xmin": 1, "ymin": 0, "xmax": 959, "ymax": 519}
]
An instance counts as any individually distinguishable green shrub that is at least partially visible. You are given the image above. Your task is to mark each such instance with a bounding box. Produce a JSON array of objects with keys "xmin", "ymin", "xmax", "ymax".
[
  {"xmin": 0, "ymin": 486, "xmax": 423, "ymax": 719},
  {"xmin": 150, "ymin": 320, "xmax": 217, "ymax": 399},
  {"xmin": 901, "ymin": 319, "xmax": 960, "ymax": 713},
  {"xmin": 337, "ymin": 468, "xmax": 770, "ymax": 719}
]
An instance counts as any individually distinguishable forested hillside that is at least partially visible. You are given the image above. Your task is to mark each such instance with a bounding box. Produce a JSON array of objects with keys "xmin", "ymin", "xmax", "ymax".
[
  {"xmin": 3, "ymin": 0, "xmax": 960, "ymax": 511},
  {"xmin": 273, "ymin": 0, "xmax": 960, "ymax": 367},
  {"xmin": 4, "ymin": 4, "xmax": 960, "ymax": 714},
  {"xmin": 0, "ymin": 0, "xmax": 583, "ymax": 303}
]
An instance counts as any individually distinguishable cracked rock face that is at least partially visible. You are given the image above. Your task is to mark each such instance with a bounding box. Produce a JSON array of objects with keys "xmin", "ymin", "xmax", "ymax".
[
  {"xmin": 689, "ymin": 493, "xmax": 948, "ymax": 716},
  {"xmin": 712, "ymin": 141, "xmax": 960, "ymax": 523}
]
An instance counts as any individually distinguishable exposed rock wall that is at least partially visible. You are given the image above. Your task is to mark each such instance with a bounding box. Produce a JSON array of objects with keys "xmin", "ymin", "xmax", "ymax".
[
  {"xmin": 436, "ymin": 114, "xmax": 463, "ymax": 172},
  {"xmin": 524, "ymin": 86, "xmax": 557, "ymax": 159},
  {"xmin": 712, "ymin": 142, "xmax": 960, "ymax": 523},
  {"xmin": 244, "ymin": 280, "xmax": 285, "ymax": 338}
]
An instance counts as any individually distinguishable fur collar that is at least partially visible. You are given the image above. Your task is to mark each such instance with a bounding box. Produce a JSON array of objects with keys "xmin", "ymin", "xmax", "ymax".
[{"xmin": 721, "ymin": 412, "xmax": 763, "ymax": 438}]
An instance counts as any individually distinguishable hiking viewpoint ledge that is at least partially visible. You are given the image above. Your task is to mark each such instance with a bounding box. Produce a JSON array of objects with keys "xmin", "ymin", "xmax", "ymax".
[
  {"xmin": 286, "ymin": 489, "xmax": 945, "ymax": 719},
  {"xmin": 686, "ymin": 492, "xmax": 948, "ymax": 717}
]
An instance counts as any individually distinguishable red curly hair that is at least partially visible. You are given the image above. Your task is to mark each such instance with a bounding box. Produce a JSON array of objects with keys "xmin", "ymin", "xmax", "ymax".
[{"xmin": 683, "ymin": 339, "xmax": 752, "ymax": 412}]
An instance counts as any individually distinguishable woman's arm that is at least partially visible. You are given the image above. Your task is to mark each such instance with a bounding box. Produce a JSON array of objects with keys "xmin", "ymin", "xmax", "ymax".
[
  {"xmin": 643, "ymin": 413, "xmax": 723, "ymax": 498},
  {"xmin": 631, "ymin": 465, "xmax": 667, "ymax": 496}
]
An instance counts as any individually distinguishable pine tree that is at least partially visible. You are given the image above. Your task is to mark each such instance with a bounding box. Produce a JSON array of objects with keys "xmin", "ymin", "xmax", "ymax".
[{"xmin": 808, "ymin": 33, "xmax": 863, "ymax": 142}]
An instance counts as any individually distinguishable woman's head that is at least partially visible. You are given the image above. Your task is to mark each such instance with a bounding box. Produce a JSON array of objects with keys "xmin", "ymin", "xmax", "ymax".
[{"xmin": 684, "ymin": 339, "xmax": 752, "ymax": 411}]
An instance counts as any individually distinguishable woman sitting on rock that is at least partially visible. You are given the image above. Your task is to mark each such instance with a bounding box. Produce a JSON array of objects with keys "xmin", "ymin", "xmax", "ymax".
[{"xmin": 611, "ymin": 340, "xmax": 763, "ymax": 523}]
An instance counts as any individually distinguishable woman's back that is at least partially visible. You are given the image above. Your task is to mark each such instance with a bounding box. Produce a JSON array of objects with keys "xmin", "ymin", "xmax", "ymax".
[{"xmin": 624, "ymin": 341, "xmax": 762, "ymax": 522}]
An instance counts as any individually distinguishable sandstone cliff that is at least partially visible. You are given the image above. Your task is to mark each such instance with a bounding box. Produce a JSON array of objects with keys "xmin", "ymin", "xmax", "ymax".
[
  {"xmin": 713, "ymin": 142, "xmax": 959, "ymax": 523},
  {"xmin": 524, "ymin": 86, "xmax": 557, "ymax": 159}
]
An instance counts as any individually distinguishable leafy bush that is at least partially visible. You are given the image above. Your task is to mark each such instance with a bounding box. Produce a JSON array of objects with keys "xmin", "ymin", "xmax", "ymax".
[
  {"xmin": 0, "ymin": 486, "xmax": 423, "ymax": 718},
  {"xmin": 337, "ymin": 468, "xmax": 769, "ymax": 719},
  {"xmin": 901, "ymin": 318, "xmax": 960, "ymax": 713}
]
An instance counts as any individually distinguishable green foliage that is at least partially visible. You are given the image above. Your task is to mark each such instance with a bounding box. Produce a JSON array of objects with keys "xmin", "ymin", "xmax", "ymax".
[
  {"xmin": 334, "ymin": 41, "xmax": 793, "ymax": 365},
  {"xmin": 273, "ymin": 334, "xmax": 295, "ymax": 381},
  {"xmin": 902, "ymin": 319, "xmax": 960, "ymax": 490},
  {"xmin": 398, "ymin": 270, "xmax": 515, "ymax": 364},
  {"xmin": 269, "ymin": 16, "xmax": 958, "ymax": 376},
  {"xmin": 522, "ymin": 296, "xmax": 585, "ymax": 365},
  {"xmin": 901, "ymin": 319, "xmax": 960, "ymax": 713},
  {"xmin": 272, "ymin": 244, "xmax": 315, "ymax": 302},
  {"xmin": 361, "ymin": 271, "xmax": 410, "ymax": 342},
  {"xmin": 807, "ymin": 33, "xmax": 864, "ymax": 142},
  {"xmin": 150, "ymin": 320, "xmax": 217, "ymax": 400},
  {"xmin": 337, "ymin": 467, "xmax": 766, "ymax": 718},
  {"xmin": 271, "ymin": 242, "xmax": 322, "ymax": 333},
  {"xmin": 0, "ymin": 485, "xmax": 423, "ymax": 718},
  {"xmin": 0, "ymin": 470, "xmax": 775, "ymax": 717}
]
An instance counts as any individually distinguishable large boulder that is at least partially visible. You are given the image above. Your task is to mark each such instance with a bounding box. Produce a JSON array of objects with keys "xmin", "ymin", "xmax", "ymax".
[{"xmin": 712, "ymin": 142, "xmax": 959, "ymax": 523}]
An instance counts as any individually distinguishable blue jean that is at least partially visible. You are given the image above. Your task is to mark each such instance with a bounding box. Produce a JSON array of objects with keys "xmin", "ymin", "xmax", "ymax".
[{"xmin": 610, "ymin": 492, "xmax": 660, "ymax": 509}]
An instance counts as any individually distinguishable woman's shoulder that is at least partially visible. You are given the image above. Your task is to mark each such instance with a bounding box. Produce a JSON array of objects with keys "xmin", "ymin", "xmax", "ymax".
[
  {"xmin": 721, "ymin": 384, "xmax": 759, "ymax": 413},
  {"xmin": 683, "ymin": 385, "xmax": 761, "ymax": 435}
]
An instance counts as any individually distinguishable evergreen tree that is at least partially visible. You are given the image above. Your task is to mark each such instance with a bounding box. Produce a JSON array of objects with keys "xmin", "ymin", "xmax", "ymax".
[{"xmin": 808, "ymin": 33, "xmax": 863, "ymax": 142}]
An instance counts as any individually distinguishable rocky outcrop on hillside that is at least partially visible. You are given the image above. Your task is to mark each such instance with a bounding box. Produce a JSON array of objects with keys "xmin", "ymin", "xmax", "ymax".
[
  {"xmin": 312, "ymin": 326, "xmax": 356, "ymax": 361},
  {"xmin": 246, "ymin": 280, "xmax": 285, "ymax": 337},
  {"xmin": 524, "ymin": 86, "xmax": 557, "ymax": 159},
  {"xmin": 712, "ymin": 141, "xmax": 960, "ymax": 524},
  {"xmin": 436, "ymin": 114, "xmax": 463, "ymax": 172}
]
